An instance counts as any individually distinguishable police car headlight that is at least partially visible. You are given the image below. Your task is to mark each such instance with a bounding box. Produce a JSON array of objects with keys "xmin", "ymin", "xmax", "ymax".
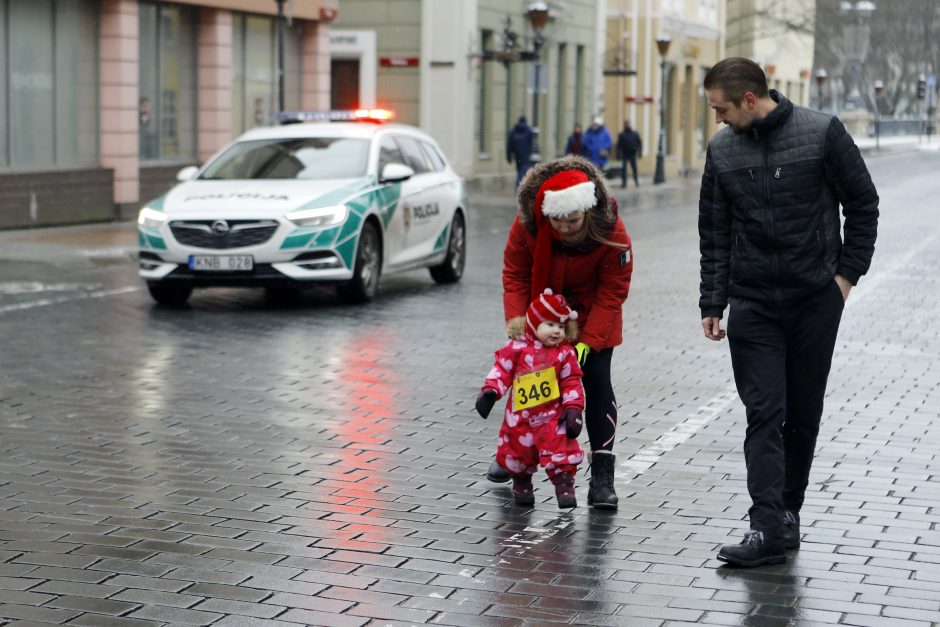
[
  {"xmin": 286, "ymin": 204, "xmax": 348, "ymax": 228},
  {"xmin": 138, "ymin": 207, "xmax": 167, "ymax": 230}
]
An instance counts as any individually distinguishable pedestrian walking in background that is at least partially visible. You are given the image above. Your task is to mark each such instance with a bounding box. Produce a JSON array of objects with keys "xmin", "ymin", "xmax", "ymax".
[
  {"xmin": 506, "ymin": 115, "xmax": 535, "ymax": 188},
  {"xmin": 486, "ymin": 156, "xmax": 633, "ymax": 511},
  {"xmin": 583, "ymin": 116, "xmax": 612, "ymax": 171},
  {"xmin": 475, "ymin": 289, "xmax": 585, "ymax": 509},
  {"xmin": 565, "ymin": 123, "xmax": 588, "ymax": 157},
  {"xmin": 698, "ymin": 57, "xmax": 879, "ymax": 567},
  {"xmin": 616, "ymin": 120, "xmax": 642, "ymax": 188}
]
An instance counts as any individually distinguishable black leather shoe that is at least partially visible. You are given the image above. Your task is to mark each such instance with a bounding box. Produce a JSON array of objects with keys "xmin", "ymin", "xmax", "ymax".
[
  {"xmin": 486, "ymin": 460, "xmax": 510, "ymax": 483},
  {"xmin": 783, "ymin": 510, "xmax": 801, "ymax": 550},
  {"xmin": 717, "ymin": 530, "xmax": 786, "ymax": 567}
]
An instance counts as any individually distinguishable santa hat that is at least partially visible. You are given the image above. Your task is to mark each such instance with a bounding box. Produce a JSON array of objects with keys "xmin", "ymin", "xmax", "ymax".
[
  {"xmin": 526, "ymin": 289, "xmax": 578, "ymax": 338},
  {"xmin": 530, "ymin": 169, "xmax": 597, "ymax": 295},
  {"xmin": 535, "ymin": 170, "xmax": 597, "ymax": 219}
]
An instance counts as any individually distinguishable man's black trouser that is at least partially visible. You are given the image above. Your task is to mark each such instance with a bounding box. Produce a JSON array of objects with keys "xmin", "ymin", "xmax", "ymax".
[
  {"xmin": 582, "ymin": 347, "xmax": 617, "ymax": 451},
  {"xmin": 620, "ymin": 156, "xmax": 639, "ymax": 187},
  {"xmin": 726, "ymin": 281, "xmax": 844, "ymax": 536}
]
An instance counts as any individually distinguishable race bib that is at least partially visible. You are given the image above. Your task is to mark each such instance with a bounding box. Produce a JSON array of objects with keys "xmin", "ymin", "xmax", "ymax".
[{"xmin": 512, "ymin": 366, "xmax": 560, "ymax": 412}]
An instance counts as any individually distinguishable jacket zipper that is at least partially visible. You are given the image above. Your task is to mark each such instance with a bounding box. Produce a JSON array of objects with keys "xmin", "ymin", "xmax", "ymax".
[{"xmin": 764, "ymin": 141, "xmax": 779, "ymax": 303}]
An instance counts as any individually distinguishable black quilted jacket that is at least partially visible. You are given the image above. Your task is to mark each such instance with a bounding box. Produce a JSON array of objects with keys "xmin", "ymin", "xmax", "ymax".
[{"xmin": 698, "ymin": 91, "xmax": 879, "ymax": 317}]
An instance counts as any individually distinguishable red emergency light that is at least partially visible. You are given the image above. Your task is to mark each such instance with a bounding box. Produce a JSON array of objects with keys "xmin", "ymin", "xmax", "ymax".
[{"xmin": 274, "ymin": 109, "xmax": 396, "ymax": 124}]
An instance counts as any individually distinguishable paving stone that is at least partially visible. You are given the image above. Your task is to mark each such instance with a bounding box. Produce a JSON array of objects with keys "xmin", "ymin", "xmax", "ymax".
[
  {"xmin": 275, "ymin": 608, "xmax": 368, "ymax": 626},
  {"xmin": 1, "ymin": 162, "xmax": 940, "ymax": 626}
]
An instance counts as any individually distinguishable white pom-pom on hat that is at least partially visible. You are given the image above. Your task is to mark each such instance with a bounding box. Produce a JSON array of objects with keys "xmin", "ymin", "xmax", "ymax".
[{"xmin": 536, "ymin": 169, "xmax": 597, "ymax": 219}]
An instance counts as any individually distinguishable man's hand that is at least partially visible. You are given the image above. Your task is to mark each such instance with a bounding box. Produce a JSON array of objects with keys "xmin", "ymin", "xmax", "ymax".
[
  {"xmin": 834, "ymin": 274, "xmax": 852, "ymax": 302},
  {"xmin": 574, "ymin": 342, "xmax": 591, "ymax": 366},
  {"xmin": 702, "ymin": 316, "xmax": 726, "ymax": 341},
  {"xmin": 475, "ymin": 390, "xmax": 498, "ymax": 419}
]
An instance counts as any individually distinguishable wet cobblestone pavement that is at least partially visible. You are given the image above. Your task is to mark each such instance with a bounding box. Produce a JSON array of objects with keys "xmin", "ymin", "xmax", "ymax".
[{"xmin": 0, "ymin": 151, "xmax": 938, "ymax": 626}]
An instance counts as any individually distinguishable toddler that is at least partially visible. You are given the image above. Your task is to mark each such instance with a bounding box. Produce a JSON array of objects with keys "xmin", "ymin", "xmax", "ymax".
[{"xmin": 476, "ymin": 290, "xmax": 585, "ymax": 508}]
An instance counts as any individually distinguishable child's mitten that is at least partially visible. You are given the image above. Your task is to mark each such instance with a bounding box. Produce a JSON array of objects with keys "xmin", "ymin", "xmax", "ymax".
[
  {"xmin": 475, "ymin": 390, "xmax": 498, "ymax": 419},
  {"xmin": 560, "ymin": 407, "xmax": 583, "ymax": 439}
]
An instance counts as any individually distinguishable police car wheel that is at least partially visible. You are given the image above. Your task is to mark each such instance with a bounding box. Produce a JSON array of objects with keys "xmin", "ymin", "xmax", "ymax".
[
  {"xmin": 337, "ymin": 221, "xmax": 381, "ymax": 303},
  {"xmin": 147, "ymin": 281, "xmax": 192, "ymax": 307},
  {"xmin": 429, "ymin": 212, "xmax": 466, "ymax": 284}
]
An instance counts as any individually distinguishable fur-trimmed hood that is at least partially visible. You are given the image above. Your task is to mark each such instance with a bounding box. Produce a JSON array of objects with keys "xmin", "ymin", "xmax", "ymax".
[{"xmin": 515, "ymin": 155, "xmax": 615, "ymax": 234}]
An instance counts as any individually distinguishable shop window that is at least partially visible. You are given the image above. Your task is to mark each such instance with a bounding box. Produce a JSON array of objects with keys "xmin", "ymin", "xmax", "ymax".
[
  {"xmin": 232, "ymin": 13, "xmax": 302, "ymax": 135},
  {"xmin": 2, "ymin": 0, "xmax": 97, "ymax": 168},
  {"xmin": 139, "ymin": 2, "xmax": 197, "ymax": 162}
]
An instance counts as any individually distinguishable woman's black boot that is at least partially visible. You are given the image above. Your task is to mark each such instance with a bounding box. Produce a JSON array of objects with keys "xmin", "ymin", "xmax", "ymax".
[{"xmin": 587, "ymin": 450, "xmax": 618, "ymax": 510}]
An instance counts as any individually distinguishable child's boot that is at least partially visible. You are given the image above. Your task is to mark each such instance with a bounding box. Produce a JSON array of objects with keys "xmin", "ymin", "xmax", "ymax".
[
  {"xmin": 553, "ymin": 472, "xmax": 577, "ymax": 509},
  {"xmin": 511, "ymin": 474, "xmax": 535, "ymax": 505}
]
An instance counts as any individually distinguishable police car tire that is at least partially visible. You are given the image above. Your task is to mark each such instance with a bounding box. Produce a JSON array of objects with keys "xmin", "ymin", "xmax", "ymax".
[
  {"xmin": 147, "ymin": 281, "xmax": 192, "ymax": 307},
  {"xmin": 429, "ymin": 212, "xmax": 466, "ymax": 284},
  {"xmin": 337, "ymin": 221, "xmax": 382, "ymax": 303}
]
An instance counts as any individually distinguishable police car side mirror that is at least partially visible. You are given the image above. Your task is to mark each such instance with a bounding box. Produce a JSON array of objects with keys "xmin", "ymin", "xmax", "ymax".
[
  {"xmin": 176, "ymin": 165, "xmax": 199, "ymax": 182},
  {"xmin": 380, "ymin": 163, "xmax": 415, "ymax": 183}
]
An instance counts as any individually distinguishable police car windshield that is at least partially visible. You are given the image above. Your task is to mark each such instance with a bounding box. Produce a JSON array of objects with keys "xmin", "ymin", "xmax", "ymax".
[{"xmin": 200, "ymin": 137, "xmax": 369, "ymax": 180}]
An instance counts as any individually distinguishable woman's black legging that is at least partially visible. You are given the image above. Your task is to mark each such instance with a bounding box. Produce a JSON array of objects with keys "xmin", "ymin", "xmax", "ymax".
[{"xmin": 581, "ymin": 347, "xmax": 617, "ymax": 451}]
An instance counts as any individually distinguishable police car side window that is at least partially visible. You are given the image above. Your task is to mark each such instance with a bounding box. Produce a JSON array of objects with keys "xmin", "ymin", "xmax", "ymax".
[
  {"xmin": 394, "ymin": 136, "xmax": 431, "ymax": 174},
  {"xmin": 378, "ymin": 137, "xmax": 407, "ymax": 175},
  {"xmin": 420, "ymin": 141, "xmax": 446, "ymax": 172}
]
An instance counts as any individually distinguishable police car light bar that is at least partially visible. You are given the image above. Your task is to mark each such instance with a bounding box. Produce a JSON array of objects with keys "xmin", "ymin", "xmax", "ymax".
[{"xmin": 274, "ymin": 109, "xmax": 396, "ymax": 124}]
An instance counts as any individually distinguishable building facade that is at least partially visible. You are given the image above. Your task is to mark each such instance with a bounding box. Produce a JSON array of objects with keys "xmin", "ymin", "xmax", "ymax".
[
  {"xmin": 0, "ymin": 0, "xmax": 337, "ymax": 229},
  {"xmin": 602, "ymin": 0, "xmax": 725, "ymax": 182},
  {"xmin": 332, "ymin": 0, "xmax": 606, "ymax": 189},
  {"xmin": 726, "ymin": 0, "xmax": 815, "ymax": 108}
]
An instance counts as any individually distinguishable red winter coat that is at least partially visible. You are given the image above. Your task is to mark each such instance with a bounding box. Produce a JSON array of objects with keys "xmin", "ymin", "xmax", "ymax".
[{"xmin": 503, "ymin": 156, "xmax": 633, "ymax": 351}]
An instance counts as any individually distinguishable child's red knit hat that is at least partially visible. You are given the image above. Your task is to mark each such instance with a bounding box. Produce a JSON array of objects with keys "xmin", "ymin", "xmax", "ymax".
[{"xmin": 526, "ymin": 289, "xmax": 578, "ymax": 338}]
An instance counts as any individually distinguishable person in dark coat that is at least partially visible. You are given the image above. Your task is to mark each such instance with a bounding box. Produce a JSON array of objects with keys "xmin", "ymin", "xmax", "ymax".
[
  {"xmin": 506, "ymin": 116, "xmax": 535, "ymax": 188},
  {"xmin": 615, "ymin": 120, "xmax": 642, "ymax": 188},
  {"xmin": 564, "ymin": 124, "xmax": 587, "ymax": 157},
  {"xmin": 699, "ymin": 57, "xmax": 879, "ymax": 568}
]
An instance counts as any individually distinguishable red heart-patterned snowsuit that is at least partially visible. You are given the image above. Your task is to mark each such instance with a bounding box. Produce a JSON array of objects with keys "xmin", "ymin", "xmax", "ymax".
[{"xmin": 482, "ymin": 338, "xmax": 585, "ymax": 479}]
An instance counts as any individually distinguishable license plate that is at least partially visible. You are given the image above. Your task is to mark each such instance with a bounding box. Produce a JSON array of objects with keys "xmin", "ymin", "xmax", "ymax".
[{"xmin": 188, "ymin": 255, "xmax": 254, "ymax": 272}]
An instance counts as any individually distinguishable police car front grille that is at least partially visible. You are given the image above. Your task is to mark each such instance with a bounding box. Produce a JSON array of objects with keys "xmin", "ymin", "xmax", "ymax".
[{"xmin": 169, "ymin": 220, "xmax": 279, "ymax": 249}]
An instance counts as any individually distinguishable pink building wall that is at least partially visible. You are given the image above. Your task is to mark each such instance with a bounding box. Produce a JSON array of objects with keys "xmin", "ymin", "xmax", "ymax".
[
  {"xmin": 97, "ymin": 2, "xmax": 331, "ymax": 210},
  {"xmin": 99, "ymin": 0, "xmax": 139, "ymax": 208},
  {"xmin": 198, "ymin": 9, "xmax": 235, "ymax": 163},
  {"xmin": 302, "ymin": 22, "xmax": 331, "ymax": 111}
]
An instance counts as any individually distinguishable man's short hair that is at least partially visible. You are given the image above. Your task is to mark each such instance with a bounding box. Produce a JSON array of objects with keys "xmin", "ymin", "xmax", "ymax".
[{"xmin": 704, "ymin": 57, "xmax": 769, "ymax": 105}]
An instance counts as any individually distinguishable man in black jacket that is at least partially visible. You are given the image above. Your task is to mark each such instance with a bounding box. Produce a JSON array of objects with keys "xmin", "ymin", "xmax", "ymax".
[
  {"xmin": 616, "ymin": 120, "xmax": 642, "ymax": 188},
  {"xmin": 698, "ymin": 58, "xmax": 879, "ymax": 567},
  {"xmin": 506, "ymin": 116, "xmax": 534, "ymax": 188}
]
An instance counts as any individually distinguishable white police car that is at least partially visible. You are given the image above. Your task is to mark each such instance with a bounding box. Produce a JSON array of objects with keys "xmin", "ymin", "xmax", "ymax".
[{"xmin": 137, "ymin": 110, "xmax": 467, "ymax": 305}]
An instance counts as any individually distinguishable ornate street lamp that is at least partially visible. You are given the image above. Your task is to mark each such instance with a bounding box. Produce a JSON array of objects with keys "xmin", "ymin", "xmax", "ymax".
[
  {"xmin": 526, "ymin": 2, "xmax": 550, "ymax": 162},
  {"xmin": 766, "ymin": 64, "xmax": 777, "ymax": 91},
  {"xmin": 873, "ymin": 79, "xmax": 884, "ymax": 150},
  {"xmin": 653, "ymin": 35, "xmax": 671, "ymax": 185},
  {"xmin": 473, "ymin": 5, "xmax": 551, "ymax": 162},
  {"xmin": 840, "ymin": 1, "xmax": 877, "ymax": 110},
  {"xmin": 275, "ymin": 0, "xmax": 287, "ymax": 112},
  {"xmin": 815, "ymin": 68, "xmax": 828, "ymax": 111}
]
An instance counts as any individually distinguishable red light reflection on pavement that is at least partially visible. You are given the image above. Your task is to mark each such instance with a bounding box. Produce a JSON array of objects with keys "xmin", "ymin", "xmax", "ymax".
[{"xmin": 324, "ymin": 331, "xmax": 402, "ymax": 492}]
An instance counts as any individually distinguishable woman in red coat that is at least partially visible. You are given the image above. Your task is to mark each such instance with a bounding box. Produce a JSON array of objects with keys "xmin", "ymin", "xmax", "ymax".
[{"xmin": 488, "ymin": 155, "xmax": 633, "ymax": 509}]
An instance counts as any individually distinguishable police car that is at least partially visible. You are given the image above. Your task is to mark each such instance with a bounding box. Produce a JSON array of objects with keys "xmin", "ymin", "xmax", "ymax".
[{"xmin": 137, "ymin": 109, "xmax": 467, "ymax": 305}]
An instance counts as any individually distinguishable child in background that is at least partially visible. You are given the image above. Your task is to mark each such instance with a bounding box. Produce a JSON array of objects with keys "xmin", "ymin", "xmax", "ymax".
[{"xmin": 475, "ymin": 290, "xmax": 586, "ymax": 508}]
